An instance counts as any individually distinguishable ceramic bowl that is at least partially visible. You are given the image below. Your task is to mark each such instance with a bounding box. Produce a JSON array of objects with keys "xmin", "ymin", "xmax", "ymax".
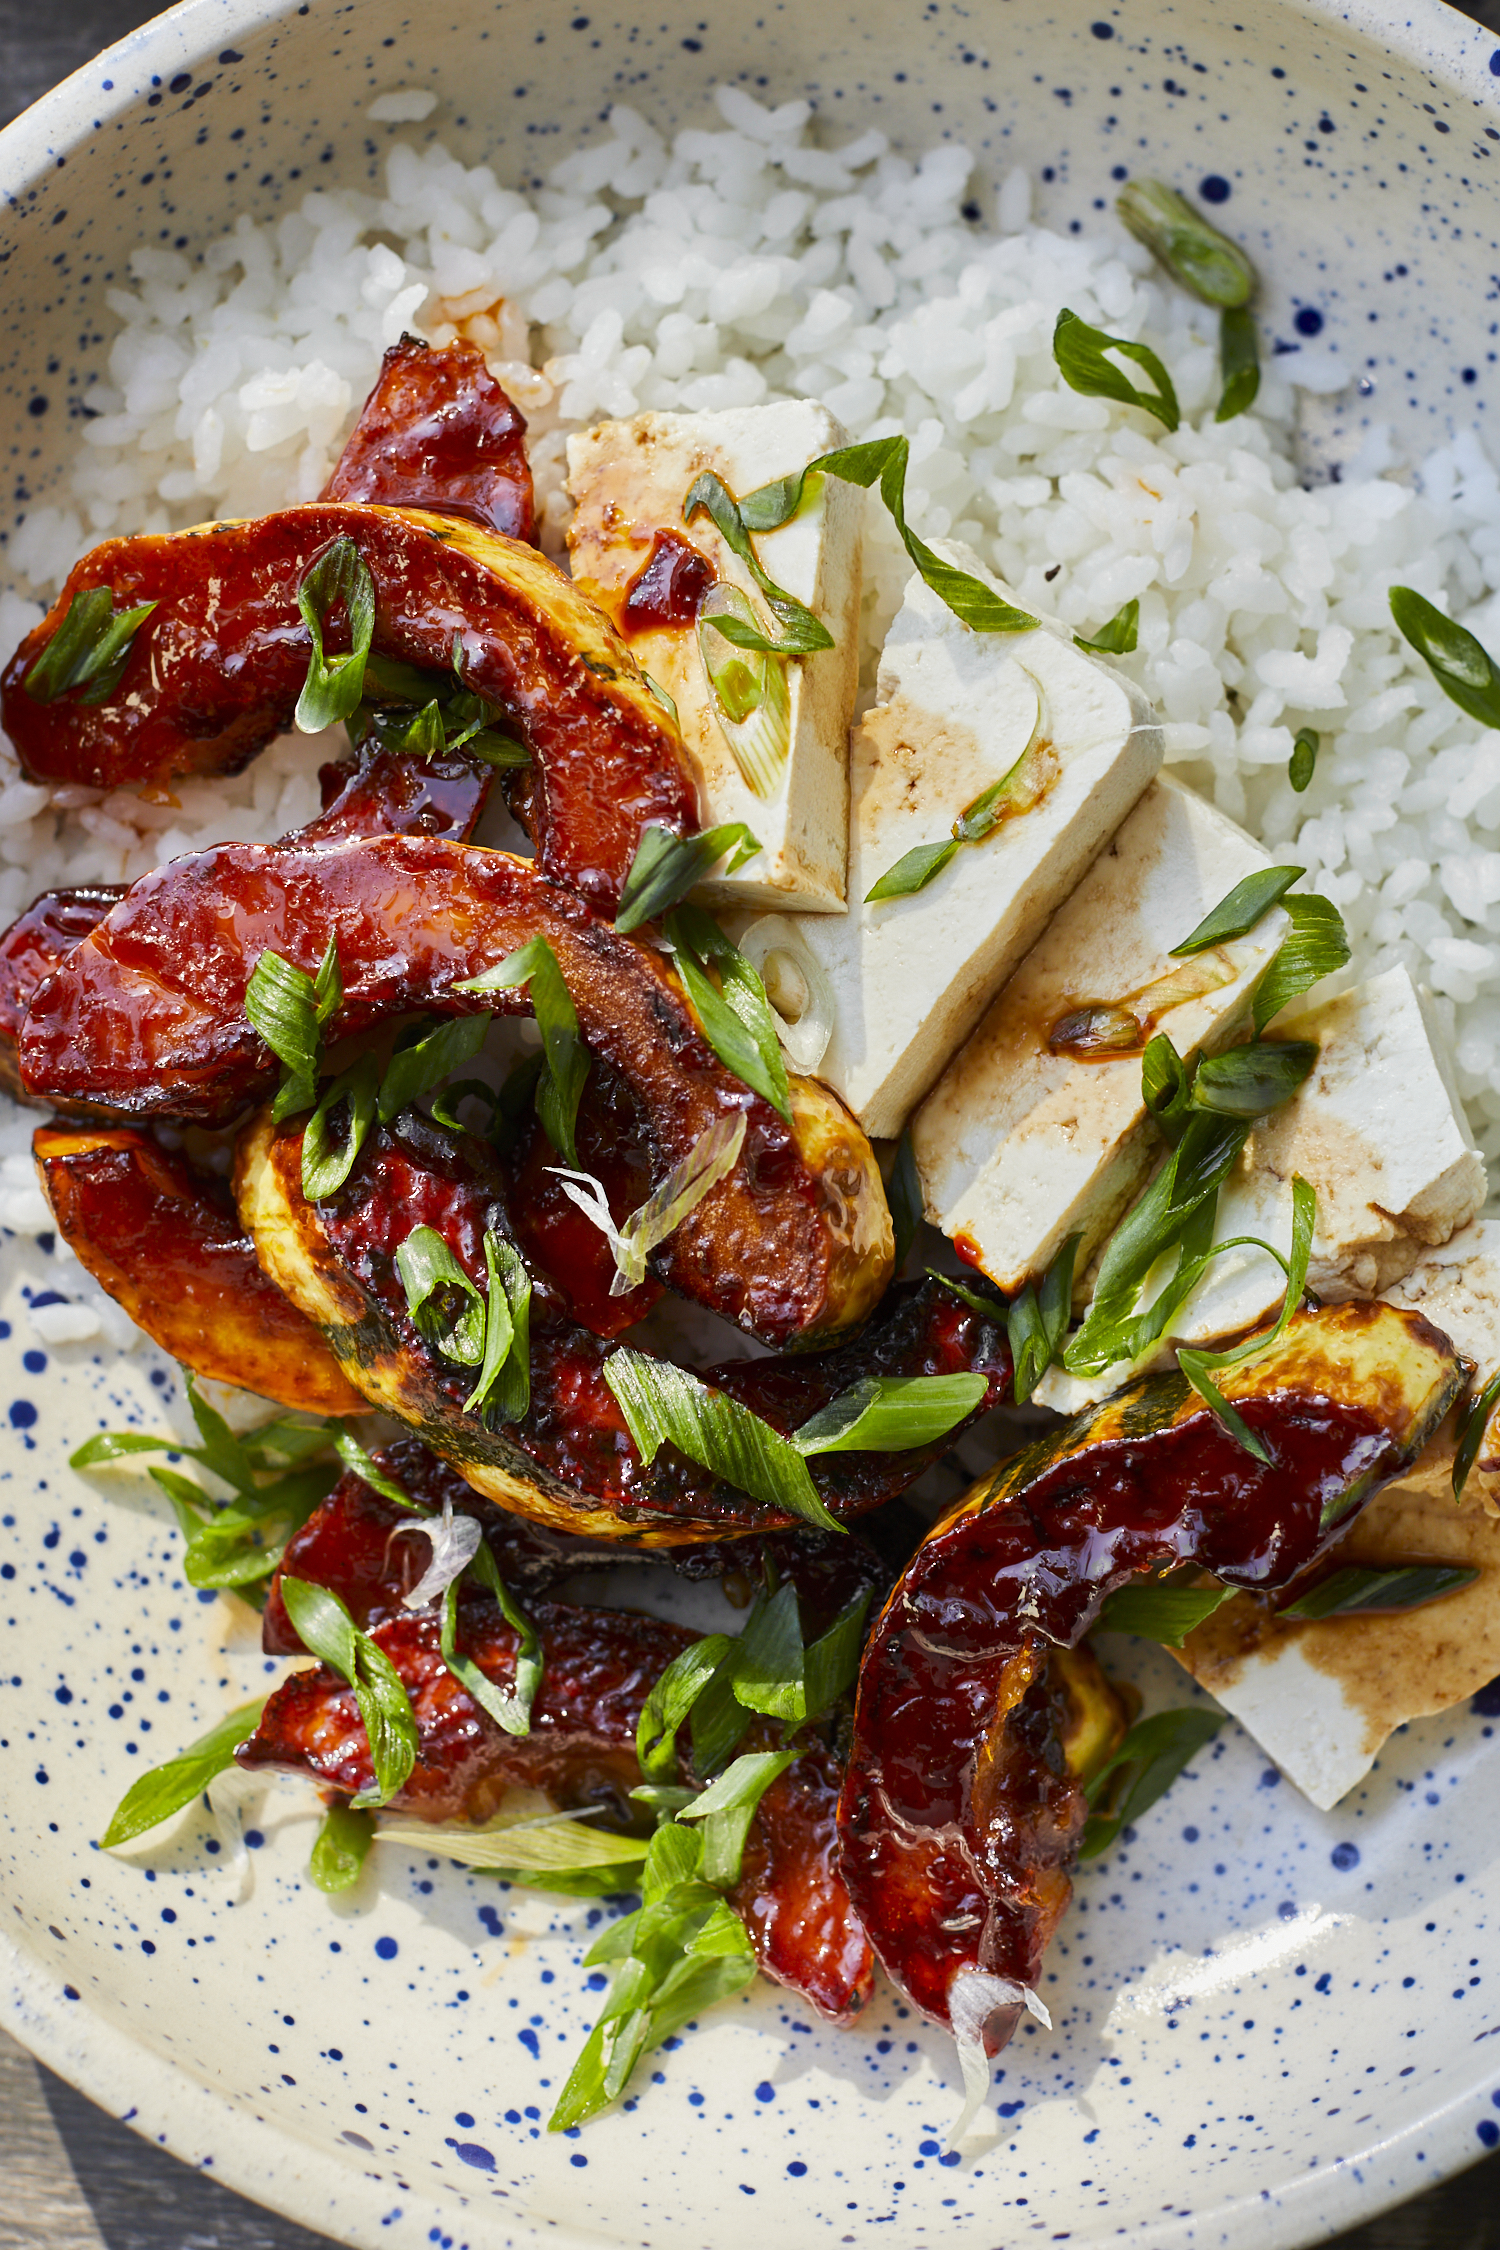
[{"xmin": 3, "ymin": 4, "xmax": 1500, "ymax": 2246}]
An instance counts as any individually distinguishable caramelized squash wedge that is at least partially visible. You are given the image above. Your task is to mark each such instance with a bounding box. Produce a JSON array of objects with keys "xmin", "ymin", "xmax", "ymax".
[
  {"xmin": 235, "ymin": 1109, "xmax": 1006, "ymax": 1543},
  {"xmin": 28, "ymin": 833, "xmax": 891, "ymax": 1347},
  {"xmin": 0, "ymin": 503, "xmax": 695, "ymax": 911},
  {"xmin": 33, "ymin": 1125, "xmax": 363, "ymax": 1416},
  {"xmin": 838, "ymin": 1299, "xmax": 1465, "ymax": 2040}
]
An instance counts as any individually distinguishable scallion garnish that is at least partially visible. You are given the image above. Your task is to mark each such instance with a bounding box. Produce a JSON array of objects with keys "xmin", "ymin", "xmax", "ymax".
[
  {"xmin": 294, "ymin": 535, "xmax": 377, "ymax": 732},
  {"xmin": 1453, "ymin": 1365, "xmax": 1500, "ymax": 1501},
  {"xmin": 865, "ymin": 676, "xmax": 1048, "ymax": 901},
  {"xmin": 1170, "ymin": 866, "xmax": 1303, "ymax": 956},
  {"xmin": 550, "ymin": 1111, "xmax": 748, "ymax": 1294},
  {"xmin": 1252, "ymin": 894, "xmax": 1351, "ymax": 1032},
  {"xmin": 396, "ymin": 1225, "xmax": 487, "ymax": 1364},
  {"xmin": 737, "ymin": 435, "xmax": 1040, "ymax": 636},
  {"xmin": 1005, "ymin": 1232, "xmax": 1081, "ymax": 1404},
  {"xmin": 1095, "ymin": 1574, "xmax": 1236, "ymax": 1645},
  {"xmin": 456, "ymin": 937, "xmax": 588, "ymax": 1164},
  {"xmin": 244, "ymin": 934, "xmax": 342, "ymax": 1122},
  {"xmin": 1177, "ymin": 1174, "xmax": 1317, "ymax": 1463},
  {"xmin": 1216, "ymin": 304, "xmax": 1261, "ymax": 421},
  {"xmin": 99, "ymin": 1697, "xmax": 268, "ymax": 1849},
  {"xmin": 602, "ymin": 1348, "xmax": 843, "ymax": 1533},
  {"xmin": 1189, "ymin": 1038, "xmax": 1318, "ymax": 1119},
  {"xmin": 308, "ymin": 1803, "xmax": 375, "ymax": 1893},
  {"xmin": 1389, "ymin": 584, "xmax": 1500, "ymax": 730},
  {"xmin": 22, "ymin": 583, "xmax": 158, "ymax": 706},
  {"xmin": 300, "ymin": 1051, "xmax": 379, "ymax": 1201},
  {"xmin": 662, "ymin": 905, "xmax": 792, "ymax": 1122},
  {"xmin": 1074, "ymin": 599, "xmax": 1139, "ymax": 656},
  {"xmin": 1282, "ymin": 1562, "xmax": 1479, "ymax": 1621},
  {"xmin": 1052, "ymin": 309, "xmax": 1180, "ymax": 433},
  {"xmin": 464, "ymin": 1230, "xmax": 532, "ymax": 1421},
  {"xmin": 1288, "ymin": 726, "xmax": 1319, "ymax": 793},
  {"xmin": 279, "ymin": 1576, "xmax": 419, "ymax": 1807},
  {"xmin": 683, "ymin": 471, "xmax": 835, "ymax": 655},
  {"xmin": 1116, "ymin": 179, "xmax": 1256, "ymax": 310},
  {"xmin": 614, "ymin": 821, "xmax": 764, "ymax": 933},
  {"xmin": 377, "ymin": 1014, "xmax": 492, "ymax": 1126},
  {"xmin": 790, "ymin": 1371, "xmax": 988, "ymax": 1456},
  {"xmin": 1079, "ymin": 1707, "xmax": 1226, "ymax": 1859}
]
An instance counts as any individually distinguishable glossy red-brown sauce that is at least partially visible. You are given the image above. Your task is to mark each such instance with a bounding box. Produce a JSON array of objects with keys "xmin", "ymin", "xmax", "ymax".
[
  {"xmin": 619, "ymin": 530, "xmax": 715, "ymax": 635},
  {"xmin": 315, "ymin": 1115, "xmax": 1010, "ymax": 1534},
  {"xmin": 321, "ymin": 336, "xmax": 536, "ymax": 544},
  {"xmin": 838, "ymin": 1383, "xmax": 1401, "ymax": 2032},
  {"xmin": 243, "ymin": 1443, "xmax": 875, "ymax": 2022},
  {"xmin": 24, "ymin": 832, "xmax": 859, "ymax": 1345},
  {"xmin": 505, "ymin": 1082, "xmax": 662, "ymax": 1337},
  {"xmin": 0, "ymin": 503, "xmax": 694, "ymax": 913}
]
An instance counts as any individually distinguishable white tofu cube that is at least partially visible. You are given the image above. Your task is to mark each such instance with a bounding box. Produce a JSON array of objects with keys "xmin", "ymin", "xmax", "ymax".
[
  {"xmin": 777, "ymin": 547, "xmax": 1160, "ymax": 1139},
  {"xmin": 565, "ymin": 403, "xmax": 862, "ymax": 914},
  {"xmin": 916, "ymin": 774, "xmax": 1281, "ymax": 1301},
  {"xmin": 1384, "ymin": 1217, "xmax": 1500, "ymax": 1516},
  {"xmin": 1037, "ymin": 965, "xmax": 1488, "ymax": 1413}
]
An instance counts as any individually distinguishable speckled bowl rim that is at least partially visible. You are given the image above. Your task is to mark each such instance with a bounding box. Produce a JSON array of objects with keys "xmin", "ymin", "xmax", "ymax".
[{"xmin": 1, "ymin": 1, "xmax": 1499, "ymax": 2245}]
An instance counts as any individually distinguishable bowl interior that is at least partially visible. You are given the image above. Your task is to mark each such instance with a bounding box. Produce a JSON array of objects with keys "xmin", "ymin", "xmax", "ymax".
[{"xmin": 2, "ymin": 4, "xmax": 1500, "ymax": 2248}]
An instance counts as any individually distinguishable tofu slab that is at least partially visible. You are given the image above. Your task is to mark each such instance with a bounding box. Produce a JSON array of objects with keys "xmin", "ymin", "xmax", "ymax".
[
  {"xmin": 1036, "ymin": 964, "xmax": 1488, "ymax": 1413},
  {"xmin": 565, "ymin": 403, "xmax": 862, "ymax": 913},
  {"xmin": 916, "ymin": 774, "xmax": 1279, "ymax": 1297},
  {"xmin": 1171, "ymin": 1222, "xmax": 1500, "ymax": 1808},
  {"xmin": 782, "ymin": 547, "xmax": 1160, "ymax": 1139}
]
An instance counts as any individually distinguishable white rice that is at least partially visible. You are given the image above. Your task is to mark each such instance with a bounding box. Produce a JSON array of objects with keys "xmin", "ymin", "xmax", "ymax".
[{"xmin": 6, "ymin": 80, "xmax": 1500, "ymax": 1309}]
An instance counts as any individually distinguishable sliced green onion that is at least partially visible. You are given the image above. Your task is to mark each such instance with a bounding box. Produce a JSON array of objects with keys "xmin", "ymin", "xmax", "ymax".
[
  {"xmin": 377, "ymin": 1014, "xmax": 491, "ymax": 1126},
  {"xmin": 395, "ymin": 1225, "xmax": 487, "ymax": 1366},
  {"xmin": 1074, "ymin": 599, "xmax": 1139, "ymax": 656},
  {"xmin": 1453, "ymin": 1366, "xmax": 1500, "ymax": 1501},
  {"xmin": 1170, "ymin": 866, "xmax": 1303, "ymax": 957},
  {"xmin": 301, "ymin": 1051, "xmax": 379, "ymax": 1201},
  {"xmin": 866, "ymin": 675, "xmax": 1048, "ymax": 902},
  {"xmin": 1288, "ymin": 727, "xmax": 1319, "ymax": 793},
  {"xmin": 1079, "ymin": 1707, "xmax": 1225, "ymax": 1859},
  {"xmin": 1095, "ymin": 1575, "xmax": 1236, "ymax": 1646},
  {"xmin": 99, "ymin": 1698, "xmax": 267, "ymax": 1849},
  {"xmin": 378, "ymin": 1807, "xmax": 645, "ymax": 1874},
  {"xmin": 1389, "ymin": 584, "xmax": 1500, "ymax": 731},
  {"xmin": 22, "ymin": 583, "xmax": 157, "ymax": 706},
  {"xmin": 308, "ymin": 1803, "xmax": 375, "ymax": 1893},
  {"xmin": 1052, "ymin": 309, "xmax": 1180, "ymax": 433},
  {"xmin": 1189, "ymin": 1038, "xmax": 1318, "ymax": 1119},
  {"xmin": 1251, "ymin": 894, "xmax": 1350, "ymax": 1034},
  {"xmin": 602, "ymin": 1348, "xmax": 842, "ymax": 1533},
  {"xmin": 1282, "ymin": 1563, "xmax": 1479, "ymax": 1621},
  {"xmin": 1217, "ymin": 305, "xmax": 1261, "ymax": 422},
  {"xmin": 695, "ymin": 585, "xmax": 794, "ymax": 798},
  {"xmin": 331, "ymin": 1430, "xmax": 424, "ymax": 1511},
  {"xmin": 1116, "ymin": 179, "xmax": 1256, "ymax": 309},
  {"xmin": 662, "ymin": 905, "xmax": 791, "ymax": 1122},
  {"xmin": 552, "ymin": 1111, "xmax": 747, "ymax": 1296},
  {"xmin": 1007, "ymin": 1232, "xmax": 1081, "ymax": 1404},
  {"xmin": 456, "ymin": 936, "xmax": 588, "ymax": 1166},
  {"xmin": 465, "ymin": 1229, "xmax": 532, "ymax": 1421},
  {"xmin": 677, "ymin": 1746, "xmax": 800, "ymax": 1888},
  {"xmin": 280, "ymin": 1576, "xmax": 418, "ymax": 1807},
  {"xmin": 615, "ymin": 822, "xmax": 764, "ymax": 934},
  {"xmin": 294, "ymin": 535, "xmax": 377, "ymax": 733},
  {"xmin": 792, "ymin": 1371, "xmax": 988, "ymax": 1456},
  {"xmin": 1141, "ymin": 1032, "xmax": 1194, "ymax": 1145},
  {"xmin": 682, "ymin": 472, "xmax": 834, "ymax": 655},
  {"xmin": 738, "ymin": 436, "xmax": 1040, "ymax": 637},
  {"xmin": 1177, "ymin": 1175, "xmax": 1317, "ymax": 1464},
  {"xmin": 636, "ymin": 1636, "xmax": 736, "ymax": 1780},
  {"xmin": 245, "ymin": 938, "xmax": 341, "ymax": 1122}
]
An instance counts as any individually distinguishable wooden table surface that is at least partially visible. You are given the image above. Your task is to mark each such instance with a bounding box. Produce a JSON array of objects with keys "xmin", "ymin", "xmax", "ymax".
[{"xmin": 0, "ymin": 1, "xmax": 1497, "ymax": 2244}]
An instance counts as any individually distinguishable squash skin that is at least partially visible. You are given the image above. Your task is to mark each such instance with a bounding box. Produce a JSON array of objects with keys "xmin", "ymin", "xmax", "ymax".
[
  {"xmin": 838, "ymin": 1299, "xmax": 1467, "ymax": 2040},
  {"xmin": 0, "ymin": 502, "xmax": 695, "ymax": 913},
  {"xmin": 234, "ymin": 1107, "xmax": 1007, "ymax": 1544}
]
